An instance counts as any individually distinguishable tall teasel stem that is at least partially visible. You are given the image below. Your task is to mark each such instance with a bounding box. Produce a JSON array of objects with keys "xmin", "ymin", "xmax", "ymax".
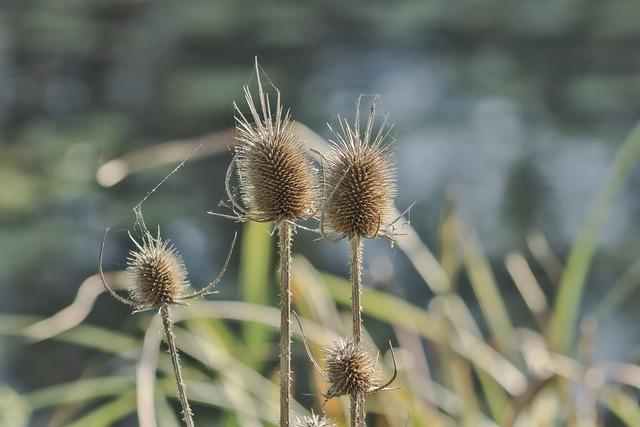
[
  {"xmin": 214, "ymin": 60, "xmax": 318, "ymax": 427},
  {"xmin": 321, "ymin": 97, "xmax": 399, "ymax": 427},
  {"xmin": 279, "ymin": 221, "xmax": 293, "ymax": 426},
  {"xmin": 160, "ymin": 303, "xmax": 194, "ymax": 427},
  {"xmin": 349, "ymin": 236, "xmax": 365, "ymax": 427},
  {"xmin": 99, "ymin": 222, "xmax": 235, "ymax": 426}
]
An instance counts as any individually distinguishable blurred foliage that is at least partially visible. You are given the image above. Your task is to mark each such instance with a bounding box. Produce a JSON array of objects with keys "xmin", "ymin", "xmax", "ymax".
[
  {"xmin": 2, "ymin": 0, "xmax": 640, "ymax": 426},
  {"xmin": 1, "ymin": 119, "xmax": 640, "ymax": 425}
]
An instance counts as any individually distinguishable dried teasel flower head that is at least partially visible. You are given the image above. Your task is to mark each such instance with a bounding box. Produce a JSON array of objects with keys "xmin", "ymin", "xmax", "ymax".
[
  {"xmin": 322, "ymin": 96, "xmax": 397, "ymax": 240},
  {"xmin": 100, "ymin": 224, "xmax": 235, "ymax": 312},
  {"xmin": 295, "ymin": 411, "xmax": 336, "ymax": 427},
  {"xmin": 292, "ymin": 311, "xmax": 398, "ymax": 401},
  {"xmin": 100, "ymin": 206, "xmax": 236, "ymax": 315},
  {"xmin": 324, "ymin": 338, "xmax": 377, "ymax": 398},
  {"xmin": 126, "ymin": 229, "xmax": 189, "ymax": 308},
  {"xmin": 231, "ymin": 59, "xmax": 317, "ymax": 223}
]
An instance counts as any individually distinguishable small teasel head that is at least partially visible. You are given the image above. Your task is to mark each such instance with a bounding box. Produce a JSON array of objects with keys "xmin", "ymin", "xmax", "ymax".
[
  {"xmin": 295, "ymin": 411, "xmax": 336, "ymax": 427},
  {"xmin": 292, "ymin": 311, "xmax": 399, "ymax": 401},
  {"xmin": 324, "ymin": 338, "xmax": 377, "ymax": 398},
  {"xmin": 126, "ymin": 230, "xmax": 189, "ymax": 308},
  {"xmin": 232, "ymin": 59, "xmax": 317, "ymax": 223},
  {"xmin": 322, "ymin": 96, "xmax": 397, "ymax": 240}
]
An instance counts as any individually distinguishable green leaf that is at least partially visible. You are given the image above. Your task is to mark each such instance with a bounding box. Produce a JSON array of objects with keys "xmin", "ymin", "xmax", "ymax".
[
  {"xmin": 65, "ymin": 394, "xmax": 136, "ymax": 427},
  {"xmin": 0, "ymin": 386, "xmax": 31, "ymax": 427},
  {"xmin": 599, "ymin": 388, "xmax": 640, "ymax": 427},
  {"xmin": 0, "ymin": 315, "xmax": 139, "ymax": 355},
  {"xmin": 25, "ymin": 376, "xmax": 134, "ymax": 410},
  {"xmin": 593, "ymin": 256, "xmax": 640, "ymax": 322},
  {"xmin": 239, "ymin": 221, "xmax": 274, "ymax": 367},
  {"xmin": 549, "ymin": 121, "xmax": 640, "ymax": 353},
  {"xmin": 458, "ymin": 223, "xmax": 517, "ymax": 356}
]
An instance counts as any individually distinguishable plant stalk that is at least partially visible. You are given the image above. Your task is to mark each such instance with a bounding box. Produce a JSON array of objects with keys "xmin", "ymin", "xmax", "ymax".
[
  {"xmin": 350, "ymin": 236, "xmax": 365, "ymax": 427},
  {"xmin": 279, "ymin": 221, "xmax": 293, "ymax": 427},
  {"xmin": 160, "ymin": 303, "xmax": 194, "ymax": 427}
]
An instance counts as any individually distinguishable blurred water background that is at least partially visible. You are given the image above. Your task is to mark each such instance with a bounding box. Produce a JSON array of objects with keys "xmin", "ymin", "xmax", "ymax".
[{"xmin": 1, "ymin": 1, "xmax": 640, "ymax": 425}]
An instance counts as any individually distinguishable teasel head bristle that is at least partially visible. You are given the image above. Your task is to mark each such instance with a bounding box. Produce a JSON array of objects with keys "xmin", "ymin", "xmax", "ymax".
[
  {"xmin": 232, "ymin": 60, "xmax": 317, "ymax": 223},
  {"xmin": 324, "ymin": 338, "xmax": 377, "ymax": 398},
  {"xmin": 295, "ymin": 411, "xmax": 337, "ymax": 427},
  {"xmin": 322, "ymin": 97, "xmax": 397, "ymax": 240},
  {"xmin": 126, "ymin": 232, "xmax": 189, "ymax": 308}
]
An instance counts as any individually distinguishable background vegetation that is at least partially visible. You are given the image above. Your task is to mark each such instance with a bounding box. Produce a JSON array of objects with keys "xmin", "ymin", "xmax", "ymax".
[{"xmin": 2, "ymin": 1, "xmax": 640, "ymax": 426}]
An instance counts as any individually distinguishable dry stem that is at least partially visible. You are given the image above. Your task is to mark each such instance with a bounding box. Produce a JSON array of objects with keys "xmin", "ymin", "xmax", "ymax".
[
  {"xmin": 350, "ymin": 236, "xmax": 365, "ymax": 427},
  {"xmin": 160, "ymin": 303, "xmax": 194, "ymax": 427},
  {"xmin": 279, "ymin": 221, "xmax": 293, "ymax": 427}
]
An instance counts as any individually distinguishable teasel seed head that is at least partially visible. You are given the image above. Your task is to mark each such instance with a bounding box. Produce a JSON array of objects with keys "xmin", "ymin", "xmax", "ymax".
[
  {"xmin": 295, "ymin": 411, "xmax": 336, "ymax": 427},
  {"xmin": 324, "ymin": 338, "xmax": 377, "ymax": 398},
  {"xmin": 126, "ymin": 233, "xmax": 189, "ymax": 308},
  {"xmin": 233, "ymin": 60, "xmax": 317, "ymax": 223},
  {"xmin": 322, "ymin": 97, "xmax": 396, "ymax": 239}
]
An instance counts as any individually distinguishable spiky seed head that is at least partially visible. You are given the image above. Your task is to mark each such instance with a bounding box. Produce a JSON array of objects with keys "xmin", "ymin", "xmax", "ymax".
[
  {"xmin": 295, "ymin": 411, "xmax": 336, "ymax": 427},
  {"xmin": 323, "ymin": 98, "xmax": 396, "ymax": 239},
  {"xmin": 324, "ymin": 338, "xmax": 377, "ymax": 398},
  {"xmin": 234, "ymin": 66, "xmax": 317, "ymax": 222},
  {"xmin": 126, "ymin": 234, "xmax": 189, "ymax": 307}
]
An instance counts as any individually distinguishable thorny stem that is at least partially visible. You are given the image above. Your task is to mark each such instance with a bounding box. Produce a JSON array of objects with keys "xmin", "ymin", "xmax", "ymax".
[
  {"xmin": 350, "ymin": 236, "xmax": 365, "ymax": 427},
  {"xmin": 160, "ymin": 304, "xmax": 194, "ymax": 427},
  {"xmin": 279, "ymin": 221, "xmax": 293, "ymax": 427}
]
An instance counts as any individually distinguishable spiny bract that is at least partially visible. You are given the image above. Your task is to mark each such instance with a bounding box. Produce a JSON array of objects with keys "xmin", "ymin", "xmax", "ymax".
[
  {"xmin": 295, "ymin": 412, "xmax": 336, "ymax": 427},
  {"xmin": 234, "ymin": 65, "xmax": 317, "ymax": 223},
  {"xmin": 323, "ymin": 98, "xmax": 396, "ymax": 239},
  {"xmin": 324, "ymin": 338, "xmax": 377, "ymax": 398},
  {"xmin": 126, "ymin": 233, "xmax": 188, "ymax": 307}
]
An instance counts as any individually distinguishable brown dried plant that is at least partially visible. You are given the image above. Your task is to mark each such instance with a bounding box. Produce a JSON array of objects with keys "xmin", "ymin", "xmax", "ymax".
[
  {"xmin": 295, "ymin": 411, "xmax": 337, "ymax": 427},
  {"xmin": 211, "ymin": 58, "xmax": 318, "ymax": 427},
  {"xmin": 293, "ymin": 311, "xmax": 397, "ymax": 419},
  {"xmin": 320, "ymin": 97, "xmax": 400, "ymax": 426},
  {"xmin": 99, "ymin": 213, "xmax": 236, "ymax": 427},
  {"xmin": 221, "ymin": 60, "xmax": 318, "ymax": 225},
  {"xmin": 321, "ymin": 97, "xmax": 397, "ymax": 242}
]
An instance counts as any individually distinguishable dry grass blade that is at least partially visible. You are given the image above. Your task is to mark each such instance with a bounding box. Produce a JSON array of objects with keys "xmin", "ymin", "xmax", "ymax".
[
  {"xmin": 397, "ymin": 221, "xmax": 451, "ymax": 294},
  {"xmin": 22, "ymin": 271, "xmax": 126, "ymax": 342},
  {"xmin": 451, "ymin": 329, "xmax": 527, "ymax": 396},
  {"xmin": 526, "ymin": 231, "xmax": 563, "ymax": 286},
  {"xmin": 457, "ymin": 219, "xmax": 516, "ymax": 356},
  {"xmin": 97, "ymin": 130, "xmax": 234, "ymax": 187},
  {"xmin": 597, "ymin": 362, "xmax": 640, "ymax": 389},
  {"xmin": 505, "ymin": 251, "xmax": 548, "ymax": 325}
]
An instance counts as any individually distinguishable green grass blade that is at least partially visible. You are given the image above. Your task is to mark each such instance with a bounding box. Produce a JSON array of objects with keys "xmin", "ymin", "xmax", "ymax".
[
  {"xmin": 549, "ymin": 121, "xmax": 640, "ymax": 354},
  {"xmin": 156, "ymin": 395, "xmax": 181, "ymax": 427},
  {"xmin": 0, "ymin": 314, "xmax": 139, "ymax": 355},
  {"xmin": 598, "ymin": 388, "xmax": 640, "ymax": 427},
  {"xmin": 0, "ymin": 386, "xmax": 31, "ymax": 427},
  {"xmin": 239, "ymin": 221, "xmax": 274, "ymax": 367},
  {"xmin": 475, "ymin": 371, "xmax": 508, "ymax": 422},
  {"xmin": 25, "ymin": 376, "xmax": 134, "ymax": 410},
  {"xmin": 65, "ymin": 394, "xmax": 136, "ymax": 427},
  {"xmin": 593, "ymin": 256, "xmax": 640, "ymax": 322},
  {"xmin": 457, "ymin": 222, "xmax": 517, "ymax": 356},
  {"xmin": 398, "ymin": 221, "xmax": 451, "ymax": 294}
]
